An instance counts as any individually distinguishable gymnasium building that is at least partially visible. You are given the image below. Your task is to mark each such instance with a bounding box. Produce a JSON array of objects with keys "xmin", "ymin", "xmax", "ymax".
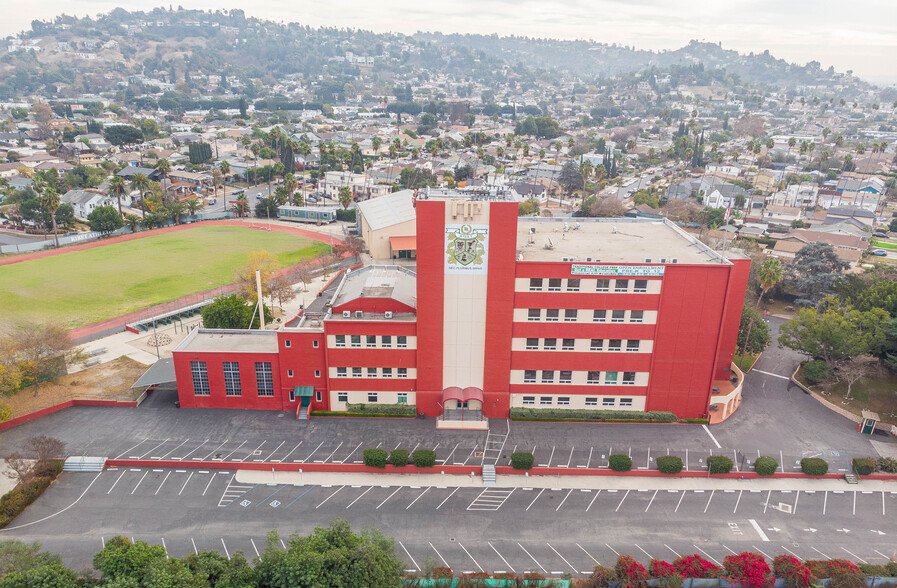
[{"xmin": 172, "ymin": 191, "xmax": 750, "ymax": 427}]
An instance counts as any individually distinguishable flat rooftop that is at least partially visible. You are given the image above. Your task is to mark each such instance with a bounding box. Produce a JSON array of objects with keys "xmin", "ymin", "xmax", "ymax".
[
  {"xmin": 516, "ymin": 218, "xmax": 726, "ymax": 265},
  {"xmin": 331, "ymin": 265, "xmax": 417, "ymax": 310},
  {"xmin": 174, "ymin": 329, "xmax": 278, "ymax": 354}
]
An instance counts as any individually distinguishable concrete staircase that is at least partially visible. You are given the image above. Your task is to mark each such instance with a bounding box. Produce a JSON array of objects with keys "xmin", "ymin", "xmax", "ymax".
[
  {"xmin": 298, "ymin": 406, "xmax": 309, "ymax": 420},
  {"xmin": 63, "ymin": 456, "xmax": 107, "ymax": 472},
  {"xmin": 482, "ymin": 464, "xmax": 496, "ymax": 487}
]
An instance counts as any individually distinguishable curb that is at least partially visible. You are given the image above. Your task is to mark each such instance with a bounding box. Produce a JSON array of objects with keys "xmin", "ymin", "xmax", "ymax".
[{"xmin": 0, "ymin": 399, "xmax": 140, "ymax": 432}]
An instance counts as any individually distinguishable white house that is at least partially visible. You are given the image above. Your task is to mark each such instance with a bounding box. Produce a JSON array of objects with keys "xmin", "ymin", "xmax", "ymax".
[{"xmin": 61, "ymin": 189, "xmax": 115, "ymax": 220}]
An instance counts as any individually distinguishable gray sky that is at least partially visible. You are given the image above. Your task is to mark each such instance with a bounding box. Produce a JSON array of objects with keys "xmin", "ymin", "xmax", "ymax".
[{"xmin": 6, "ymin": 1, "xmax": 897, "ymax": 85}]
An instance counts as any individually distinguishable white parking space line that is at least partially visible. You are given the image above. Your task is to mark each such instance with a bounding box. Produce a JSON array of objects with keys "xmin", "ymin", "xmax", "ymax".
[
  {"xmin": 138, "ymin": 439, "xmax": 170, "ymax": 459},
  {"xmin": 178, "ymin": 472, "xmax": 194, "ymax": 496},
  {"xmin": 436, "ymin": 487, "xmax": 460, "ymax": 510},
  {"xmin": 116, "ymin": 439, "xmax": 150, "ymax": 459},
  {"xmin": 781, "ymin": 546, "xmax": 801, "ymax": 559},
  {"xmin": 131, "ymin": 471, "xmax": 149, "ymax": 495},
  {"xmin": 377, "ymin": 487, "xmax": 402, "ymax": 509},
  {"xmin": 202, "ymin": 440, "xmax": 229, "ymax": 460},
  {"xmin": 793, "ymin": 490, "xmax": 800, "ymax": 514},
  {"xmin": 179, "ymin": 440, "xmax": 209, "ymax": 461},
  {"xmin": 107, "ymin": 469, "xmax": 127, "ymax": 494},
  {"xmin": 429, "ymin": 542, "xmax": 449, "ymax": 568},
  {"xmin": 346, "ymin": 486, "xmax": 373, "ymax": 509},
  {"xmin": 749, "ymin": 519, "xmax": 770, "ymax": 542},
  {"xmin": 883, "ymin": 491, "xmax": 887, "ymax": 516},
  {"xmin": 526, "ymin": 488, "xmax": 545, "ymax": 511},
  {"xmin": 563, "ymin": 447, "xmax": 574, "ymax": 468},
  {"xmin": 440, "ymin": 443, "xmax": 459, "ymax": 465},
  {"xmin": 753, "ymin": 369, "xmax": 789, "ymax": 380},
  {"xmin": 675, "ymin": 491, "xmax": 686, "ymax": 513},
  {"xmin": 220, "ymin": 440, "xmax": 247, "ymax": 461},
  {"xmin": 752, "ymin": 546, "xmax": 772, "ymax": 560},
  {"xmin": 823, "ymin": 491, "xmax": 828, "ymax": 515},
  {"xmin": 665, "ymin": 544, "xmax": 681, "ymax": 558},
  {"xmin": 158, "ymin": 439, "xmax": 190, "ymax": 460},
  {"xmin": 577, "ymin": 543, "xmax": 599, "ymax": 565},
  {"xmin": 302, "ymin": 441, "xmax": 324, "ymax": 463},
  {"xmin": 340, "ymin": 442, "xmax": 362, "ymax": 464},
  {"xmin": 324, "ymin": 442, "xmax": 344, "ymax": 463},
  {"xmin": 542, "ymin": 446, "xmax": 556, "ymax": 467},
  {"xmin": 853, "ymin": 491, "xmax": 857, "ymax": 516},
  {"xmin": 263, "ymin": 441, "xmax": 286, "ymax": 462},
  {"xmin": 547, "ymin": 543, "xmax": 578, "ymax": 573},
  {"xmin": 242, "ymin": 441, "xmax": 267, "ymax": 462},
  {"xmin": 458, "ymin": 542, "xmax": 484, "ymax": 572},
  {"xmin": 842, "ymin": 548, "xmax": 867, "ymax": 564},
  {"xmin": 399, "ymin": 542, "xmax": 419, "ymax": 571},
  {"xmin": 406, "ymin": 488, "xmax": 430, "ymax": 510},
  {"xmin": 763, "ymin": 490, "xmax": 771, "ymax": 514},
  {"xmin": 191, "ymin": 538, "xmax": 198, "ymax": 556},
  {"xmin": 874, "ymin": 550, "xmax": 891, "ymax": 561},
  {"xmin": 586, "ymin": 489, "xmax": 602, "ymax": 511},
  {"xmin": 249, "ymin": 538, "xmax": 260, "ymax": 559},
  {"xmin": 221, "ymin": 538, "xmax": 230, "ymax": 560},
  {"xmin": 734, "ymin": 489, "xmax": 743, "ymax": 513},
  {"xmin": 704, "ymin": 490, "xmax": 715, "ymax": 513},
  {"xmin": 202, "ymin": 474, "xmax": 217, "ymax": 496},
  {"xmin": 154, "ymin": 471, "xmax": 172, "ymax": 495},
  {"xmin": 634, "ymin": 544, "xmax": 653, "ymax": 560},
  {"xmin": 556, "ymin": 489, "xmax": 574, "ymax": 511},
  {"xmin": 645, "ymin": 490, "xmax": 659, "ymax": 512},
  {"xmin": 615, "ymin": 489, "xmax": 630, "ymax": 512},
  {"xmin": 702, "ymin": 425, "xmax": 721, "ymax": 449},
  {"xmin": 279, "ymin": 442, "xmax": 303, "ymax": 463},
  {"xmin": 693, "ymin": 545, "xmax": 722, "ymax": 566},
  {"xmin": 462, "ymin": 445, "xmax": 479, "ymax": 466},
  {"xmin": 490, "ymin": 542, "xmax": 516, "ymax": 573},
  {"xmin": 722, "ymin": 545, "xmax": 738, "ymax": 556},
  {"xmin": 586, "ymin": 447, "xmax": 593, "ymax": 469},
  {"xmin": 811, "ymin": 547, "xmax": 830, "ymax": 560},
  {"xmin": 605, "ymin": 544, "xmax": 621, "ymax": 557},
  {"xmin": 518, "ymin": 543, "xmax": 547, "ymax": 573}
]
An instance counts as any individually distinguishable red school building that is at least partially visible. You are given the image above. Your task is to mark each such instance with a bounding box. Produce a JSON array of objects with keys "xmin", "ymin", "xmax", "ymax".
[{"xmin": 172, "ymin": 193, "xmax": 750, "ymax": 426}]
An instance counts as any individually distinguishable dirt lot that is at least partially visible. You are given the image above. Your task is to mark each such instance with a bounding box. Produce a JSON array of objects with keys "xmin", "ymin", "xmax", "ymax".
[{"xmin": 2, "ymin": 356, "xmax": 149, "ymax": 420}]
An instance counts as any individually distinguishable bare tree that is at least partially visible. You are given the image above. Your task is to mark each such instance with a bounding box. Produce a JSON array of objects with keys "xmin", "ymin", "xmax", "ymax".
[
  {"xmin": 268, "ymin": 276, "xmax": 297, "ymax": 310},
  {"xmin": 589, "ymin": 196, "xmax": 627, "ymax": 217},
  {"xmin": 837, "ymin": 356, "xmax": 877, "ymax": 401},
  {"xmin": 3, "ymin": 323, "xmax": 85, "ymax": 397},
  {"xmin": 333, "ymin": 235, "xmax": 368, "ymax": 263},
  {"xmin": 25, "ymin": 435, "xmax": 65, "ymax": 463},
  {"xmin": 3, "ymin": 452, "xmax": 34, "ymax": 486},
  {"xmin": 295, "ymin": 262, "xmax": 315, "ymax": 293}
]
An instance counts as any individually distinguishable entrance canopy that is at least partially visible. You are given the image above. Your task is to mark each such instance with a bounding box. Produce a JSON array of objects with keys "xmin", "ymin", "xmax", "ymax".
[
  {"xmin": 442, "ymin": 386, "xmax": 484, "ymax": 403},
  {"xmin": 130, "ymin": 358, "xmax": 176, "ymax": 389},
  {"xmin": 293, "ymin": 386, "xmax": 314, "ymax": 397}
]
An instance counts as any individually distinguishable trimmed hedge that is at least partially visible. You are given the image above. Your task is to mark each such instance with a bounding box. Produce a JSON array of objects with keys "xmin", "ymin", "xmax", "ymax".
[
  {"xmin": 707, "ymin": 455, "xmax": 733, "ymax": 474},
  {"xmin": 510, "ymin": 452, "xmax": 534, "ymax": 470},
  {"xmin": 335, "ymin": 208, "xmax": 356, "ymax": 222},
  {"xmin": 0, "ymin": 460, "xmax": 63, "ymax": 529},
  {"xmin": 656, "ymin": 455, "xmax": 683, "ymax": 474},
  {"xmin": 608, "ymin": 454, "xmax": 633, "ymax": 472},
  {"xmin": 390, "ymin": 449, "xmax": 409, "ymax": 467},
  {"xmin": 851, "ymin": 457, "xmax": 876, "ymax": 476},
  {"xmin": 363, "ymin": 448, "xmax": 388, "ymax": 468},
  {"xmin": 310, "ymin": 411, "xmax": 416, "ymax": 418},
  {"xmin": 346, "ymin": 403, "xmax": 416, "ymax": 416},
  {"xmin": 509, "ymin": 407, "xmax": 678, "ymax": 423},
  {"xmin": 801, "ymin": 457, "xmax": 829, "ymax": 476},
  {"xmin": 754, "ymin": 456, "xmax": 778, "ymax": 476},
  {"xmin": 411, "ymin": 449, "xmax": 436, "ymax": 468}
]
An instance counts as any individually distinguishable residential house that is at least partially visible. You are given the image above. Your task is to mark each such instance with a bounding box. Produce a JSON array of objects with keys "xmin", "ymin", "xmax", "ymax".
[
  {"xmin": 319, "ymin": 171, "xmax": 390, "ymax": 200},
  {"xmin": 355, "ymin": 190, "xmax": 416, "ymax": 259},
  {"xmin": 825, "ymin": 206, "xmax": 876, "ymax": 226},
  {"xmin": 704, "ymin": 183, "xmax": 749, "ymax": 209},
  {"xmin": 770, "ymin": 183, "xmax": 818, "ymax": 208},
  {"xmin": 763, "ymin": 205, "xmax": 803, "ymax": 226},
  {"xmin": 61, "ymin": 189, "xmax": 114, "ymax": 220},
  {"xmin": 510, "ymin": 182, "xmax": 547, "ymax": 203}
]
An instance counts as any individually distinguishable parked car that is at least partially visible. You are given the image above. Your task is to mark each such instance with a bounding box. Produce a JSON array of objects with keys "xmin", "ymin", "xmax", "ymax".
[
  {"xmin": 874, "ymin": 232, "xmax": 889, "ymax": 238},
  {"xmin": 871, "ymin": 249, "xmax": 888, "ymax": 256}
]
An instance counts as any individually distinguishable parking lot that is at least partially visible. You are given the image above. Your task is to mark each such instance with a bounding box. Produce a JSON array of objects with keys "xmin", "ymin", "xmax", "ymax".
[{"xmin": 4, "ymin": 467, "xmax": 896, "ymax": 574}]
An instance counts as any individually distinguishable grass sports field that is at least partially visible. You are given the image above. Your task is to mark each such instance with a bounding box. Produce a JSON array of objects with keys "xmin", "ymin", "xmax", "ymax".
[{"xmin": 0, "ymin": 225, "xmax": 330, "ymax": 329}]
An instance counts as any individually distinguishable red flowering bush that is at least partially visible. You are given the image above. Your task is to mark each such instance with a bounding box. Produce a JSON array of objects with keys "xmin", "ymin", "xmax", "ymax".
[
  {"xmin": 673, "ymin": 554, "xmax": 723, "ymax": 578},
  {"xmin": 591, "ymin": 563, "xmax": 619, "ymax": 588},
  {"xmin": 465, "ymin": 571, "xmax": 490, "ymax": 579},
  {"xmin": 651, "ymin": 559, "xmax": 680, "ymax": 578},
  {"xmin": 773, "ymin": 555, "xmax": 810, "ymax": 588},
  {"xmin": 431, "ymin": 566, "xmax": 453, "ymax": 579},
  {"xmin": 493, "ymin": 571, "xmax": 516, "ymax": 581},
  {"xmin": 804, "ymin": 560, "xmax": 832, "ymax": 580},
  {"xmin": 724, "ymin": 552, "xmax": 773, "ymax": 588},
  {"xmin": 523, "ymin": 571, "xmax": 547, "ymax": 581},
  {"xmin": 615, "ymin": 555, "xmax": 650, "ymax": 588},
  {"xmin": 823, "ymin": 559, "xmax": 866, "ymax": 588}
]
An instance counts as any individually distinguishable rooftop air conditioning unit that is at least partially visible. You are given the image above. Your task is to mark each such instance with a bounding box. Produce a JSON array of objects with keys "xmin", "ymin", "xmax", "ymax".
[
  {"xmin": 385, "ymin": 311, "xmax": 393, "ymax": 319},
  {"xmin": 644, "ymin": 258, "xmax": 652, "ymax": 263},
  {"xmin": 660, "ymin": 258, "xmax": 667, "ymax": 263},
  {"xmin": 585, "ymin": 257, "xmax": 592, "ymax": 262},
  {"xmin": 342, "ymin": 311, "xmax": 351, "ymax": 318},
  {"xmin": 354, "ymin": 311, "xmax": 363, "ymax": 319},
  {"xmin": 671, "ymin": 258, "xmax": 678, "ymax": 263}
]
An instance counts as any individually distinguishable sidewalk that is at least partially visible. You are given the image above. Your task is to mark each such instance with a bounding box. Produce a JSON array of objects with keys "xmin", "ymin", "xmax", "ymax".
[{"xmin": 235, "ymin": 469, "xmax": 897, "ymax": 492}]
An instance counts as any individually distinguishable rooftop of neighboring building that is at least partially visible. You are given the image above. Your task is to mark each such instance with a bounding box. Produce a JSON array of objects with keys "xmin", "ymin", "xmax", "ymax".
[
  {"xmin": 516, "ymin": 217, "xmax": 727, "ymax": 265},
  {"xmin": 356, "ymin": 190, "xmax": 416, "ymax": 231},
  {"xmin": 330, "ymin": 265, "xmax": 417, "ymax": 311},
  {"xmin": 174, "ymin": 328, "xmax": 279, "ymax": 354}
]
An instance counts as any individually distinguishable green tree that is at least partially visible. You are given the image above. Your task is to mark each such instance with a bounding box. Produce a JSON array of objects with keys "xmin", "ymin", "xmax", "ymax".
[
  {"xmin": 632, "ymin": 190, "xmax": 659, "ymax": 209},
  {"xmin": 93, "ymin": 536, "xmax": 167, "ymax": 585},
  {"xmin": 87, "ymin": 205, "xmax": 124, "ymax": 233},
  {"xmin": 108, "ymin": 175, "xmax": 128, "ymax": 216},
  {"xmin": 103, "ymin": 125, "xmax": 144, "ymax": 147},
  {"xmin": 778, "ymin": 298, "xmax": 888, "ymax": 367},
  {"xmin": 785, "ymin": 242, "xmax": 849, "ymax": 306},
  {"xmin": 201, "ymin": 294, "xmax": 256, "ymax": 329},
  {"xmin": 129, "ymin": 173, "xmax": 151, "ymax": 218},
  {"xmin": 740, "ymin": 258, "xmax": 783, "ymax": 366},
  {"xmin": 256, "ymin": 196, "xmax": 279, "ymax": 219},
  {"xmin": 738, "ymin": 306, "xmax": 771, "ymax": 355},
  {"xmin": 338, "ymin": 186, "xmax": 353, "ymax": 209},
  {"xmin": 557, "ymin": 160, "xmax": 583, "ymax": 201}
]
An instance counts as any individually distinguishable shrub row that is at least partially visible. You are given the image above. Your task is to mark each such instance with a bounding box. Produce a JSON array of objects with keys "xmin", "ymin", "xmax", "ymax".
[
  {"xmin": 310, "ymin": 411, "xmax": 417, "ymax": 418},
  {"xmin": 656, "ymin": 455, "xmax": 683, "ymax": 474},
  {"xmin": 510, "ymin": 452, "xmax": 534, "ymax": 470},
  {"xmin": 346, "ymin": 403, "xmax": 417, "ymax": 416},
  {"xmin": 0, "ymin": 460, "xmax": 63, "ymax": 529},
  {"xmin": 362, "ymin": 448, "xmax": 436, "ymax": 468},
  {"xmin": 609, "ymin": 454, "xmax": 633, "ymax": 472},
  {"xmin": 755, "ymin": 456, "xmax": 778, "ymax": 476},
  {"xmin": 707, "ymin": 455, "xmax": 733, "ymax": 474},
  {"xmin": 509, "ymin": 407, "xmax": 678, "ymax": 423},
  {"xmin": 801, "ymin": 457, "xmax": 829, "ymax": 476}
]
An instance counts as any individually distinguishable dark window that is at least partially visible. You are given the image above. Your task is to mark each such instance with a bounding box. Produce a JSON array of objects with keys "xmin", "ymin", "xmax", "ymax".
[
  {"xmin": 529, "ymin": 278, "xmax": 543, "ymax": 291},
  {"xmin": 255, "ymin": 362, "xmax": 274, "ymax": 396},
  {"xmin": 541, "ymin": 370, "xmax": 554, "ymax": 383},
  {"xmin": 567, "ymin": 279, "xmax": 580, "ymax": 291},
  {"xmin": 620, "ymin": 397, "xmax": 633, "ymax": 407},
  {"xmin": 540, "ymin": 396, "xmax": 552, "ymax": 405},
  {"xmin": 313, "ymin": 340, "xmax": 319, "ymax": 348},
  {"xmin": 382, "ymin": 335, "xmax": 392, "ymax": 348},
  {"xmin": 630, "ymin": 310, "xmax": 644, "ymax": 323},
  {"xmin": 558, "ymin": 396, "xmax": 571, "ymax": 405},
  {"xmin": 543, "ymin": 338, "xmax": 557, "ymax": 350},
  {"xmin": 527, "ymin": 308, "xmax": 540, "ymax": 321},
  {"xmin": 603, "ymin": 397, "xmax": 615, "ymax": 406},
  {"xmin": 608, "ymin": 339, "xmax": 622, "ymax": 351},
  {"xmin": 559, "ymin": 371, "xmax": 572, "ymax": 384},
  {"xmin": 634, "ymin": 279, "xmax": 648, "ymax": 293},
  {"xmin": 382, "ymin": 367, "xmax": 393, "ymax": 378},
  {"xmin": 522, "ymin": 396, "xmax": 535, "ymax": 405},
  {"xmin": 223, "ymin": 361, "xmax": 241, "ymax": 396},
  {"xmin": 562, "ymin": 338, "xmax": 575, "ymax": 350},
  {"xmin": 523, "ymin": 370, "xmax": 537, "ymax": 383},
  {"xmin": 336, "ymin": 367, "xmax": 347, "ymax": 377},
  {"xmin": 368, "ymin": 392, "xmax": 378, "ymax": 403},
  {"xmin": 284, "ymin": 339, "xmax": 291, "ymax": 348},
  {"xmin": 352, "ymin": 367, "xmax": 362, "ymax": 378},
  {"xmin": 611, "ymin": 310, "xmax": 626, "ymax": 323},
  {"xmin": 545, "ymin": 309, "xmax": 559, "ymax": 321},
  {"xmin": 338, "ymin": 392, "xmax": 348, "ymax": 402},
  {"xmin": 191, "ymin": 361, "xmax": 209, "ymax": 395},
  {"xmin": 596, "ymin": 279, "xmax": 610, "ymax": 292},
  {"xmin": 622, "ymin": 372, "xmax": 636, "ymax": 385},
  {"xmin": 593, "ymin": 310, "xmax": 607, "ymax": 323},
  {"xmin": 367, "ymin": 367, "xmax": 378, "ymax": 378},
  {"xmin": 397, "ymin": 336, "xmax": 407, "ymax": 348},
  {"xmin": 564, "ymin": 309, "xmax": 578, "ymax": 322},
  {"xmin": 334, "ymin": 335, "xmax": 346, "ymax": 347},
  {"xmin": 350, "ymin": 335, "xmax": 361, "ymax": 348},
  {"xmin": 366, "ymin": 335, "xmax": 377, "ymax": 347},
  {"xmin": 526, "ymin": 338, "xmax": 539, "ymax": 350},
  {"xmin": 397, "ymin": 368, "xmax": 408, "ymax": 378},
  {"xmin": 585, "ymin": 397, "xmax": 598, "ymax": 406},
  {"xmin": 590, "ymin": 339, "xmax": 603, "ymax": 351},
  {"xmin": 548, "ymin": 278, "xmax": 562, "ymax": 291},
  {"xmin": 627, "ymin": 340, "xmax": 640, "ymax": 352},
  {"xmin": 587, "ymin": 371, "xmax": 601, "ymax": 384},
  {"xmin": 615, "ymin": 279, "xmax": 629, "ymax": 292}
]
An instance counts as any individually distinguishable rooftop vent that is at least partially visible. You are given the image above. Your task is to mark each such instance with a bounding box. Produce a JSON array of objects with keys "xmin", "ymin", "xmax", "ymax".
[
  {"xmin": 354, "ymin": 310, "xmax": 363, "ymax": 319},
  {"xmin": 384, "ymin": 311, "xmax": 393, "ymax": 319},
  {"xmin": 342, "ymin": 311, "xmax": 351, "ymax": 318}
]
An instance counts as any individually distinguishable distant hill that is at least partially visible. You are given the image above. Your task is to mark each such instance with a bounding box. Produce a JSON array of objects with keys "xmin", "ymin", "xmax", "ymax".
[{"xmin": 0, "ymin": 8, "xmax": 871, "ymax": 101}]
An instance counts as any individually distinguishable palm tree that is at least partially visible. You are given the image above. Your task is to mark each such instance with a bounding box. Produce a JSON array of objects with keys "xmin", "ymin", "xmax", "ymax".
[
  {"xmin": 283, "ymin": 173, "xmax": 297, "ymax": 205},
  {"xmin": 219, "ymin": 160, "xmax": 230, "ymax": 177},
  {"xmin": 579, "ymin": 160, "xmax": 593, "ymax": 201},
  {"xmin": 41, "ymin": 186, "xmax": 61, "ymax": 248},
  {"xmin": 371, "ymin": 137, "xmax": 381, "ymax": 159},
  {"xmin": 155, "ymin": 158, "xmax": 171, "ymax": 188},
  {"xmin": 130, "ymin": 173, "xmax": 150, "ymax": 218},
  {"xmin": 185, "ymin": 197, "xmax": 202, "ymax": 217},
  {"xmin": 338, "ymin": 186, "xmax": 353, "ymax": 210},
  {"xmin": 740, "ymin": 258, "xmax": 783, "ymax": 369},
  {"xmin": 109, "ymin": 175, "xmax": 128, "ymax": 216},
  {"xmin": 124, "ymin": 214, "xmax": 140, "ymax": 232},
  {"xmin": 167, "ymin": 202, "xmax": 186, "ymax": 225}
]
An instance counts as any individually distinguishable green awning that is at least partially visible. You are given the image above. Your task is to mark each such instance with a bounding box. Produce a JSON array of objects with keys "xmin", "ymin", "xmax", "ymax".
[{"xmin": 293, "ymin": 386, "xmax": 314, "ymax": 397}]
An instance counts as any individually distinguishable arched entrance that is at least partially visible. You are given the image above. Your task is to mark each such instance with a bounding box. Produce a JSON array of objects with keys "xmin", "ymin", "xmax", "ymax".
[{"xmin": 441, "ymin": 386, "xmax": 484, "ymax": 421}]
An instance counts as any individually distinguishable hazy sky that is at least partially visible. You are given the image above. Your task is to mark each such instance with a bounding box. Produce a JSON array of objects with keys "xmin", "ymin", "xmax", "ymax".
[{"xmin": 5, "ymin": 0, "xmax": 897, "ymax": 85}]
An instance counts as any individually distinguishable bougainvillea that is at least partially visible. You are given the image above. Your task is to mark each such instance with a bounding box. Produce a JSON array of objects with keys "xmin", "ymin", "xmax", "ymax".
[
  {"xmin": 724, "ymin": 552, "xmax": 774, "ymax": 588},
  {"xmin": 465, "ymin": 571, "xmax": 490, "ymax": 580},
  {"xmin": 825, "ymin": 559, "xmax": 866, "ymax": 588},
  {"xmin": 651, "ymin": 559, "xmax": 681, "ymax": 578},
  {"xmin": 431, "ymin": 566, "xmax": 453, "ymax": 580},
  {"xmin": 773, "ymin": 554, "xmax": 811, "ymax": 588},
  {"xmin": 615, "ymin": 555, "xmax": 651, "ymax": 588},
  {"xmin": 591, "ymin": 564, "xmax": 618, "ymax": 588},
  {"xmin": 673, "ymin": 554, "xmax": 723, "ymax": 578}
]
